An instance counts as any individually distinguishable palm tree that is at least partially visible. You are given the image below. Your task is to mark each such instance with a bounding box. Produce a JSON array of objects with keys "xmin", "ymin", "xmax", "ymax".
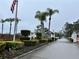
[
  {"xmin": 47, "ymin": 8, "xmax": 59, "ymax": 31},
  {"xmin": 5, "ymin": 18, "xmax": 15, "ymax": 35},
  {"xmin": 5, "ymin": 18, "xmax": 20, "ymax": 35},
  {"xmin": 35, "ymin": 11, "xmax": 48, "ymax": 26},
  {"xmin": 35, "ymin": 11, "xmax": 48, "ymax": 39},
  {"xmin": 0, "ymin": 19, "xmax": 5, "ymax": 36}
]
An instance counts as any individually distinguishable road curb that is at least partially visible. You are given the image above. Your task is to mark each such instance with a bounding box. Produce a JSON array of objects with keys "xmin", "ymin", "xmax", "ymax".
[{"xmin": 13, "ymin": 43, "xmax": 48, "ymax": 59}]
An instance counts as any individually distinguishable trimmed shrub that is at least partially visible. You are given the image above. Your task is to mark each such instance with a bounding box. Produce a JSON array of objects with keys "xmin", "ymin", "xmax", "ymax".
[
  {"xmin": 36, "ymin": 33, "xmax": 42, "ymax": 39},
  {"xmin": 20, "ymin": 37, "xmax": 30, "ymax": 41},
  {"xmin": 23, "ymin": 40, "xmax": 38, "ymax": 46},
  {"xmin": 48, "ymin": 39, "xmax": 53, "ymax": 42},
  {"xmin": 39, "ymin": 40, "xmax": 48, "ymax": 43},
  {"xmin": 0, "ymin": 43, "xmax": 6, "ymax": 52},
  {"xmin": 21, "ymin": 30, "xmax": 30, "ymax": 36},
  {"xmin": 68, "ymin": 37, "xmax": 73, "ymax": 42},
  {"xmin": 5, "ymin": 42, "xmax": 24, "ymax": 50}
]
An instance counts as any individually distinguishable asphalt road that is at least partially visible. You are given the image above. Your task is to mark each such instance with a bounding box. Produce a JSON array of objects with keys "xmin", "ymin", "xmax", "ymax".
[{"xmin": 16, "ymin": 38, "xmax": 79, "ymax": 59}]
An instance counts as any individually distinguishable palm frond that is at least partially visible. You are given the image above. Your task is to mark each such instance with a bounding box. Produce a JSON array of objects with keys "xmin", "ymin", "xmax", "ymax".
[
  {"xmin": 54, "ymin": 9, "xmax": 59, "ymax": 13},
  {"xmin": 0, "ymin": 19, "xmax": 5, "ymax": 23},
  {"xmin": 47, "ymin": 8, "xmax": 59, "ymax": 15},
  {"xmin": 35, "ymin": 10, "xmax": 48, "ymax": 22},
  {"xmin": 5, "ymin": 18, "xmax": 15, "ymax": 22}
]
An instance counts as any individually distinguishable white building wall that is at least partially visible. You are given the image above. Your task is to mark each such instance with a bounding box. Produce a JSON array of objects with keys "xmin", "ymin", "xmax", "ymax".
[{"xmin": 71, "ymin": 32, "xmax": 77, "ymax": 42}]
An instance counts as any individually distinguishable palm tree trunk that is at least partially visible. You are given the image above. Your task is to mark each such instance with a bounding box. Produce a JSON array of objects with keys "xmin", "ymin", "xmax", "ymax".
[
  {"xmin": 49, "ymin": 16, "xmax": 51, "ymax": 31},
  {"xmin": 48, "ymin": 16, "xmax": 51, "ymax": 40},
  {"xmin": 9, "ymin": 22, "xmax": 12, "ymax": 35},
  {"xmin": 41, "ymin": 21, "xmax": 44, "ymax": 39},
  {"xmin": 2, "ymin": 23, "xmax": 3, "ymax": 37}
]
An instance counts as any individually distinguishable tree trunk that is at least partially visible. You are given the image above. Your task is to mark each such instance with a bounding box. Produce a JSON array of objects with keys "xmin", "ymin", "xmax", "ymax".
[
  {"xmin": 9, "ymin": 22, "xmax": 12, "ymax": 35},
  {"xmin": 2, "ymin": 23, "xmax": 3, "ymax": 37},
  {"xmin": 2, "ymin": 23, "xmax": 3, "ymax": 34},
  {"xmin": 49, "ymin": 16, "xmax": 51, "ymax": 31},
  {"xmin": 41, "ymin": 21, "xmax": 45, "ymax": 39},
  {"xmin": 48, "ymin": 16, "xmax": 51, "ymax": 40}
]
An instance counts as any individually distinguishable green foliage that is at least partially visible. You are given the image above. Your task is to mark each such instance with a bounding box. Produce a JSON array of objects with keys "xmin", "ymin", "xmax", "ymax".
[
  {"xmin": 5, "ymin": 18, "xmax": 14, "ymax": 22},
  {"xmin": 39, "ymin": 40, "xmax": 48, "ymax": 43},
  {"xmin": 47, "ymin": 8, "xmax": 59, "ymax": 16},
  {"xmin": 36, "ymin": 33, "xmax": 42, "ymax": 39},
  {"xmin": 58, "ymin": 31, "xmax": 64, "ymax": 39},
  {"xmin": 73, "ymin": 20, "xmax": 79, "ymax": 31},
  {"xmin": 5, "ymin": 18, "xmax": 21, "ymax": 23},
  {"xmin": 35, "ymin": 11, "xmax": 48, "ymax": 22},
  {"xmin": 64, "ymin": 22, "xmax": 73, "ymax": 37},
  {"xmin": 5, "ymin": 42, "xmax": 24, "ymax": 50},
  {"xmin": 0, "ymin": 19, "xmax": 6, "ymax": 23},
  {"xmin": 0, "ymin": 43, "xmax": 6, "ymax": 52},
  {"xmin": 20, "ymin": 37, "xmax": 30, "ymax": 41},
  {"xmin": 54, "ymin": 32, "xmax": 60, "ymax": 38},
  {"xmin": 21, "ymin": 30, "xmax": 30, "ymax": 36},
  {"xmin": 64, "ymin": 19, "xmax": 79, "ymax": 38},
  {"xmin": 23, "ymin": 40, "xmax": 39, "ymax": 46},
  {"xmin": 48, "ymin": 39, "xmax": 54, "ymax": 42},
  {"xmin": 46, "ymin": 8, "xmax": 59, "ymax": 31}
]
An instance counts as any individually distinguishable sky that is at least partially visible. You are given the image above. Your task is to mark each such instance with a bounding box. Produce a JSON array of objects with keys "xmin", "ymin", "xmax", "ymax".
[{"xmin": 0, "ymin": 0, "xmax": 79, "ymax": 34}]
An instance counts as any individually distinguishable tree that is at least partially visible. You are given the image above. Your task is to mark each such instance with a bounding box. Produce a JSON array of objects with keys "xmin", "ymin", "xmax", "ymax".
[
  {"xmin": 73, "ymin": 19, "xmax": 79, "ymax": 31},
  {"xmin": 63, "ymin": 19, "xmax": 79, "ymax": 38},
  {"xmin": 0, "ymin": 19, "xmax": 5, "ymax": 36},
  {"xmin": 35, "ymin": 11, "xmax": 48, "ymax": 39},
  {"xmin": 5, "ymin": 18, "xmax": 20, "ymax": 35},
  {"xmin": 35, "ymin": 11, "xmax": 48, "ymax": 27},
  {"xmin": 64, "ymin": 22, "xmax": 73, "ymax": 37},
  {"xmin": 47, "ymin": 8, "xmax": 59, "ymax": 31},
  {"xmin": 5, "ymin": 18, "xmax": 14, "ymax": 35}
]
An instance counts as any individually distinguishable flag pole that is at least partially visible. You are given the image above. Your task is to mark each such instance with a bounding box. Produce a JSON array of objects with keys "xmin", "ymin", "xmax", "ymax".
[{"xmin": 13, "ymin": 0, "xmax": 18, "ymax": 42}]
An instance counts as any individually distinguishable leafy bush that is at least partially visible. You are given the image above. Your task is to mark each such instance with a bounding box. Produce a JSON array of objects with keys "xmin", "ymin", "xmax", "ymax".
[
  {"xmin": 21, "ymin": 30, "xmax": 30, "ymax": 36},
  {"xmin": 5, "ymin": 41, "xmax": 24, "ymax": 50},
  {"xmin": 39, "ymin": 40, "xmax": 48, "ymax": 43},
  {"xmin": 36, "ymin": 33, "xmax": 42, "ymax": 39},
  {"xmin": 23, "ymin": 40, "xmax": 39, "ymax": 46},
  {"xmin": 20, "ymin": 37, "xmax": 30, "ymax": 41},
  {"xmin": 67, "ymin": 37, "xmax": 73, "ymax": 42},
  {"xmin": 48, "ymin": 39, "xmax": 53, "ymax": 42},
  {"xmin": 0, "ymin": 43, "xmax": 6, "ymax": 52}
]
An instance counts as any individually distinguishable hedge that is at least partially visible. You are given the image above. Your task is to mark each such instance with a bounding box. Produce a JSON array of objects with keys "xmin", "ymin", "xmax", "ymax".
[
  {"xmin": 23, "ymin": 40, "xmax": 39, "ymax": 46},
  {"xmin": 39, "ymin": 39, "xmax": 48, "ymax": 43},
  {"xmin": 36, "ymin": 33, "xmax": 42, "ymax": 39},
  {"xmin": 48, "ymin": 39, "xmax": 54, "ymax": 42},
  {"xmin": 0, "ymin": 42, "xmax": 6, "ymax": 52},
  {"xmin": 5, "ymin": 41, "xmax": 24, "ymax": 50},
  {"xmin": 20, "ymin": 37, "xmax": 30, "ymax": 41},
  {"xmin": 21, "ymin": 30, "xmax": 30, "ymax": 36}
]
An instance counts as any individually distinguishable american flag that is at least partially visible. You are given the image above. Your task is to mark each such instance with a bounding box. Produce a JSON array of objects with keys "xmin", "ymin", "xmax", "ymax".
[{"xmin": 11, "ymin": 0, "xmax": 17, "ymax": 13}]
